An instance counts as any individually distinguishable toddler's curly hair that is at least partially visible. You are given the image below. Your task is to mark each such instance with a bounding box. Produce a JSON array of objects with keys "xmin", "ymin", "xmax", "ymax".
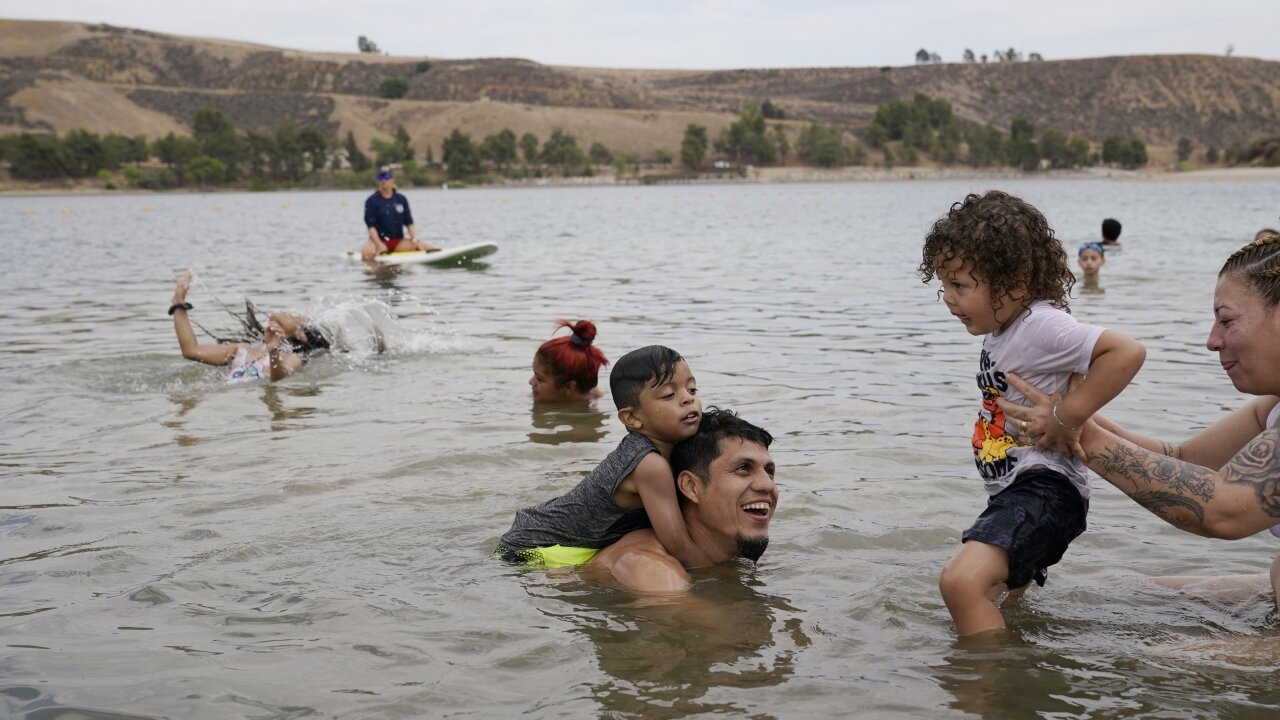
[{"xmin": 917, "ymin": 190, "xmax": 1075, "ymax": 313}]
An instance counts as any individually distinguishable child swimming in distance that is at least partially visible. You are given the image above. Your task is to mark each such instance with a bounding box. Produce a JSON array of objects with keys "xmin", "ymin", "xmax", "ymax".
[
  {"xmin": 1077, "ymin": 242, "xmax": 1106, "ymax": 292},
  {"xmin": 500, "ymin": 345, "xmax": 714, "ymax": 570},
  {"xmin": 918, "ymin": 190, "xmax": 1146, "ymax": 637},
  {"xmin": 1101, "ymin": 217, "xmax": 1122, "ymax": 247},
  {"xmin": 530, "ymin": 320, "xmax": 608, "ymax": 403}
]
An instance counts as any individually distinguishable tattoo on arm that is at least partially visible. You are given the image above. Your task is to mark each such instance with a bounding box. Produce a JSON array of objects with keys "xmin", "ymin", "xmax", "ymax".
[
  {"xmin": 1221, "ymin": 428, "xmax": 1280, "ymax": 520},
  {"xmin": 1092, "ymin": 444, "xmax": 1217, "ymax": 529},
  {"xmin": 1129, "ymin": 492, "xmax": 1204, "ymax": 529}
]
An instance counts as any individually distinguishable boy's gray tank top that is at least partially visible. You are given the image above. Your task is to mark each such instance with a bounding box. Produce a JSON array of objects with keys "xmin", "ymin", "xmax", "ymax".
[{"xmin": 500, "ymin": 432, "xmax": 657, "ymax": 551}]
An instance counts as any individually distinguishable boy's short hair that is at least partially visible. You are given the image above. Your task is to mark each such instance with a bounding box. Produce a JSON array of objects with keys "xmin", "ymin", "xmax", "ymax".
[
  {"xmin": 1101, "ymin": 218, "xmax": 1122, "ymax": 242},
  {"xmin": 917, "ymin": 190, "xmax": 1075, "ymax": 312},
  {"xmin": 609, "ymin": 345, "xmax": 684, "ymax": 410},
  {"xmin": 671, "ymin": 407, "xmax": 773, "ymax": 482}
]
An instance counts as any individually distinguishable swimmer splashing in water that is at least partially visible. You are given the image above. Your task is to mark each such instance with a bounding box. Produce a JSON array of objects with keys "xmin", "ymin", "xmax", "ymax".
[{"xmin": 169, "ymin": 271, "xmax": 330, "ymax": 383}]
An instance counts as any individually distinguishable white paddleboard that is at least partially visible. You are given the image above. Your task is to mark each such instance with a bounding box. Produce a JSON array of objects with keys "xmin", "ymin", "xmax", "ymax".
[{"xmin": 345, "ymin": 242, "xmax": 498, "ymax": 266}]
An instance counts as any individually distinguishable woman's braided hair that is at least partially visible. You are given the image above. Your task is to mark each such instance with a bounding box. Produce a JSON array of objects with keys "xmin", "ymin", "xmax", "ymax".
[{"xmin": 1220, "ymin": 232, "xmax": 1280, "ymax": 308}]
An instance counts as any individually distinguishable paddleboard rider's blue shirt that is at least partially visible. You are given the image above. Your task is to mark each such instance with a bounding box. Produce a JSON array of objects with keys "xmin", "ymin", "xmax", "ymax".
[{"xmin": 365, "ymin": 191, "xmax": 414, "ymax": 240}]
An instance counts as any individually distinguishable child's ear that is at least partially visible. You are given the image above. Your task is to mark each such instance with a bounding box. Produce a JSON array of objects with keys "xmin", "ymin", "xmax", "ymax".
[
  {"xmin": 617, "ymin": 407, "xmax": 642, "ymax": 432},
  {"xmin": 676, "ymin": 469, "xmax": 701, "ymax": 504}
]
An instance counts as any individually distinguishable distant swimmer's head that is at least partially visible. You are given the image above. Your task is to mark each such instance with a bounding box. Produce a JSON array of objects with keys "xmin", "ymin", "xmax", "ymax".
[
  {"xmin": 531, "ymin": 320, "xmax": 609, "ymax": 403},
  {"xmin": 1101, "ymin": 217, "xmax": 1122, "ymax": 243},
  {"xmin": 671, "ymin": 407, "xmax": 776, "ymax": 563},
  {"xmin": 1077, "ymin": 242, "xmax": 1105, "ymax": 278},
  {"xmin": 611, "ymin": 345, "xmax": 702, "ymax": 445},
  {"xmin": 919, "ymin": 190, "xmax": 1074, "ymax": 319}
]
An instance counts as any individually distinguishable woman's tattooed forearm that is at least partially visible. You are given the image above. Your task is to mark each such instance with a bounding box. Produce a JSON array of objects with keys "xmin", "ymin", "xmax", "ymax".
[
  {"xmin": 1093, "ymin": 444, "xmax": 1216, "ymax": 501},
  {"xmin": 1129, "ymin": 491, "xmax": 1205, "ymax": 529}
]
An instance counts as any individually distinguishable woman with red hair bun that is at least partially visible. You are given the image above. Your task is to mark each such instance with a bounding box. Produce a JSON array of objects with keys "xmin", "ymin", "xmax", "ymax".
[{"xmin": 530, "ymin": 320, "xmax": 609, "ymax": 403}]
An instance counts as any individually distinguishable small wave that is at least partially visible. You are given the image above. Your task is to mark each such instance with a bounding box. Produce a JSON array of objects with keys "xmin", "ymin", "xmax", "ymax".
[{"xmin": 309, "ymin": 295, "xmax": 477, "ymax": 358}]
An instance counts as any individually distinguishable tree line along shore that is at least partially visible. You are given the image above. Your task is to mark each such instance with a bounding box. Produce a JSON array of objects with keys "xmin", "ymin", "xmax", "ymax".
[{"xmin": 2, "ymin": 92, "xmax": 1276, "ymax": 192}]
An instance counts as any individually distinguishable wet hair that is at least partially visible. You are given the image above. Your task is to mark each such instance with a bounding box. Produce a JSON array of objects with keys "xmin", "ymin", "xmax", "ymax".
[
  {"xmin": 293, "ymin": 324, "xmax": 332, "ymax": 353},
  {"xmin": 1219, "ymin": 233, "xmax": 1280, "ymax": 308},
  {"xmin": 1078, "ymin": 242, "xmax": 1105, "ymax": 257},
  {"xmin": 671, "ymin": 407, "xmax": 774, "ymax": 483},
  {"xmin": 918, "ymin": 190, "xmax": 1075, "ymax": 313},
  {"xmin": 1101, "ymin": 218, "xmax": 1122, "ymax": 242},
  {"xmin": 1256, "ymin": 228, "xmax": 1279, "ymax": 242},
  {"xmin": 609, "ymin": 345, "xmax": 683, "ymax": 411},
  {"xmin": 534, "ymin": 320, "xmax": 608, "ymax": 393}
]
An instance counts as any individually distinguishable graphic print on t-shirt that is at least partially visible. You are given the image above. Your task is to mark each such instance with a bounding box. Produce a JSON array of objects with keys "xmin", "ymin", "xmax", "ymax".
[{"xmin": 971, "ymin": 347, "xmax": 1018, "ymax": 480}]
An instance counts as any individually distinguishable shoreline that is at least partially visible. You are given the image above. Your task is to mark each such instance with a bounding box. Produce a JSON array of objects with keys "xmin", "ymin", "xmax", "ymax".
[{"xmin": 2, "ymin": 165, "xmax": 1277, "ymax": 197}]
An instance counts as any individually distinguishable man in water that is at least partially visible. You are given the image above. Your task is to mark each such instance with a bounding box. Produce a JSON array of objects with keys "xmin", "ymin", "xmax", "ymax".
[
  {"xmin": 586, "ymin": 407, "xmax": 778, "ymax": 592},
  {"xmin": 360, "ymin": 166, "xmax": 440, "ymax": 261}
]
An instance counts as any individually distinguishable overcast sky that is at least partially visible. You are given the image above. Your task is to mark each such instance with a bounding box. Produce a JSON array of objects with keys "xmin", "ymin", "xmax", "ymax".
[{"xmin": 8, "ymin": 1, "xmax": 1279, "ymax": 69}]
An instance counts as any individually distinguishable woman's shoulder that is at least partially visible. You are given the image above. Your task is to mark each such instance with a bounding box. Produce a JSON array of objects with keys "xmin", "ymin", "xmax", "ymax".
[{"xmin": 1251, "ymin": 395, "xmax": 1280, "ymax": 429}]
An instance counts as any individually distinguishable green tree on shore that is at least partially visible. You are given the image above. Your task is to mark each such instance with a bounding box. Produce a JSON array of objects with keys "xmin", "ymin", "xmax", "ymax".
[
  {"xmin": 1006, "ymin": 116, "xmax": 1041, "ymax": 170},
  {"xmin": 540, "ymin": 129, "xmax": 587, "ymax": 174},
  {"xmin": 1102, "ymin": 135, "xmax": 1148, "ymax": 169},
  {"xmin": 442, "ymin": 129, "xmax": 482, "ymax": 179},
  {"xmin": 796, "ymin": 123, "xmax": 854, "ymax": 167},
  {"xmin": 192, "ymin": 108, "xmax": 243, "ymax": 179},
  {"xmin": 189, "ymin": 155, "xmax": 226, "ymax": 189},
  {"xmin": 588, "ymin": 142, "xmax": 612, "ymax": 166},
  {"xmin": 371, "ymin": 125, "xmax": 414, "ymax": 167},
  {"xmin": 519, "ymin": 132, "xmax": 540, "ymax": 164},
  {"xmin": 344, "ymin": 131, "xmax": 371, "ymax": 171},
  {"xmin": 380, "ymin": 76, "xmax": 409, "ymax": 99},
  {"xmin": 715, "ymin": 102, "xmax": 777, "ymax": 164},
  {"xmin": 1177, "ymin": 137, "xmax": 1194, "ymax": 162},
  {"xmin": 481, "ymin": 129, "xmax": 518, "ymax": 169},
  {"xmin": 681, "ymin": 124, "xmax": 708, "ymax": 170}
]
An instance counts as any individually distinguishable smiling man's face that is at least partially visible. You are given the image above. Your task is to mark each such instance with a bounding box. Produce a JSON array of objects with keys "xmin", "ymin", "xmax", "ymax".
[{"xmin": 688, "ymin": 436, "xmax": 777, "ymax": 561}]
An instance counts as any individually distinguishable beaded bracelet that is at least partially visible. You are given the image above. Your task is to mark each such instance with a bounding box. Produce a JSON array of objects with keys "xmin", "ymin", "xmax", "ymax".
[
  {"xmin": 168, "ymin": 302, "xmax": 194, "ymax": 316},
  {"xmin": 1052, "ymin": 404, "xmax": 1081, "ymax": 433}
]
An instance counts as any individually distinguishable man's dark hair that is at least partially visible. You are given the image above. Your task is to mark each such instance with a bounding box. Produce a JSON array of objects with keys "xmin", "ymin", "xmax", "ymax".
[
  {"xmin": 609, "ymin": 345, "xmax": 683, "ymax": 410},
  {"xmin": 672, "ymin": 407, "xmax": 773, "ymax": 481},
  {"xmin": 1101, "ymin": 218, "xmax": 1122, "ymax": 242}
]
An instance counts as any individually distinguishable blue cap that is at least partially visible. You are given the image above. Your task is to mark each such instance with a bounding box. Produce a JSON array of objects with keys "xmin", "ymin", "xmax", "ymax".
[{"xmin": 1078, "ymin": 242, "xmax": 1104, "ymax": 256}]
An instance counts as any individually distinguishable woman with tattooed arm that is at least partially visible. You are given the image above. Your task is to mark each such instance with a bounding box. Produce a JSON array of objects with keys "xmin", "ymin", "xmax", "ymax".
[{"xmin": 999, "ymin": 234, "xmax": 1280, "ymax": 607}]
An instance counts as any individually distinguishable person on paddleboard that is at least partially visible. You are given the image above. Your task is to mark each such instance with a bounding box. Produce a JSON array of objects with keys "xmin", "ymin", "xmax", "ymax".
[{"xmin": 360, "ymin": 166, "xmax": 440, "ymax": 261}]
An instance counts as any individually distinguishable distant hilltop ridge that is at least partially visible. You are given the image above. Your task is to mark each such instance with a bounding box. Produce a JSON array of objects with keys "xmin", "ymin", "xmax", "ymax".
[{"xmin": 2, "ymin": 19, "xmax": 1278, "ymax": 156}]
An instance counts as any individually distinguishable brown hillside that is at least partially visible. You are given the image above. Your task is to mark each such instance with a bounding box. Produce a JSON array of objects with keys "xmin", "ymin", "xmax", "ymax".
[{"xmin": 2, "ymin": 19, "xmax": 1277, "ymax": 158}]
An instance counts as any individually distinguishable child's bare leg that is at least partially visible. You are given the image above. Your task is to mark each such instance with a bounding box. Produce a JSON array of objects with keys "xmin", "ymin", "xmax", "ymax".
[
  {"xmin": 1001, "ymin": 584, "xmax": 1028, "ymax": 607},
  {"xmin": 940, "ymin": 541, "xmax": 1011, "ymax": 636}
]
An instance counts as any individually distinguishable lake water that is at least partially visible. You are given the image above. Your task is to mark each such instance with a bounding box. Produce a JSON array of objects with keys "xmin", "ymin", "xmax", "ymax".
[{"xmin": 2, "ymin": 177, "xmax": 1278, "ymax": 718}]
